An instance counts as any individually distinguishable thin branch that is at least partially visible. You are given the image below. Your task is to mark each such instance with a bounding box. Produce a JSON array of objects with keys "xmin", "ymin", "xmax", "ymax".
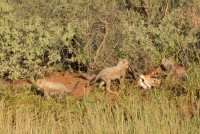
[
  {"xmin": 90, "ymin": 17, "xmax": 109, "ymax": 69},
  {"xmin": 162, "ymin": 0, "xmax": 170, "ymax": 19}
]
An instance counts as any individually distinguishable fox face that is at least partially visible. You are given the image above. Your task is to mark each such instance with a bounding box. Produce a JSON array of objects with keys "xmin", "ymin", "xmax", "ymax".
[{"xmin": 118, "ymin": 59, "xmax": 129, "ymax": 69}]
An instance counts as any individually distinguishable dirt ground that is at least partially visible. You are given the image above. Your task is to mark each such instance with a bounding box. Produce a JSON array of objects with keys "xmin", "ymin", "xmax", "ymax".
[
  {"xmin": 10, "ymin": 71, "xmax": 94, "ymax": 99},
  {"xmin": 4, "ymin": 71, "xmax": 117, "ymax": 104}
]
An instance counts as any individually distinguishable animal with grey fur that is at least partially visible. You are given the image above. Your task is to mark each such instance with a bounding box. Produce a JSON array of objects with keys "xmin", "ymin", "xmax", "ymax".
[
  {"xmin": 89, "ymin": 59, "xmax": 129, "ymax": 94},
  {"xmin": 36, "ymin": 79, "xmax": 79, "ymax": 100}
]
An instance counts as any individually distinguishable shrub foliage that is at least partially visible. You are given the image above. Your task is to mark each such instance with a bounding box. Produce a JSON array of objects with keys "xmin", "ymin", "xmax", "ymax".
[{"xmin": 0, "ymin": 0, "xmax": 199, "ymax": 80}]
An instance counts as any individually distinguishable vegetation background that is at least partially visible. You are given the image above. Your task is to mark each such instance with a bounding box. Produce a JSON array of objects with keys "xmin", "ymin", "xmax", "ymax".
[{"xmin": 0, "ymin": 0, "xmax": 199, "ymax": 133}]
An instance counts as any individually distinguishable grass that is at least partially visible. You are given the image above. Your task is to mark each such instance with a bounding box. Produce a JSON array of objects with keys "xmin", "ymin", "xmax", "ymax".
[
  {"xmin": 0, "ymin": 1, "xmax": 199, "ymax": 133},
  {"xmin": 0, "ymin": 70, "xmax": 199, "ymax": 134}
]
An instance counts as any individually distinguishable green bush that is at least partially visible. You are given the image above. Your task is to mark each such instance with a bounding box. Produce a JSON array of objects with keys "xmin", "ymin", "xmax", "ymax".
[
  {"xmin": 0, "ymin": 0, "xmax": 199, "ymax": 80},
  {"xmin": 154, "ymin": 8, "xmax": 199, "ymax": 64},
  {"xmin": 0, "ymin": 1, "xmax": 76, "ymax": 80}
]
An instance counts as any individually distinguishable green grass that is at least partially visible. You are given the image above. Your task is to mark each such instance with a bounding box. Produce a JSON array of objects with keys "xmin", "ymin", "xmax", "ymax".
[{"xmin": 0, "ymin": 69, "xmax": 199, "ymax": 134}]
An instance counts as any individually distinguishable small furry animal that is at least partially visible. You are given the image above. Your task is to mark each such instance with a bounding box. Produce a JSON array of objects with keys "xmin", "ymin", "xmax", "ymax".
[
  {"xmin": 161, "ymin": 58, "xmax": 187, "ymax": 81},
  {"xmin": 36, "ymin": 79, "xmax": 79, "ymax": 100},
  {"xmin": 89, "ymin": 58, "xmax": 129, "ymax": 94}
]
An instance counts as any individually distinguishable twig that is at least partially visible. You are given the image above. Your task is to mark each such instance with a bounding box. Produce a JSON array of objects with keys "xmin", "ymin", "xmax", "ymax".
[
  {"xmin": 162, "ymin": 0, "xmax": 170, "ymax": 19},
  {"xmin": 51, "ymin": 5, "xmax": 65, "ymax": 18},
  {"xmin": 90, "ymin": 17, "xmax": 109, "ymax": 69},
  {"xmin": 105, "ymin": 40, "xmax": 119, "ymax": 62}
]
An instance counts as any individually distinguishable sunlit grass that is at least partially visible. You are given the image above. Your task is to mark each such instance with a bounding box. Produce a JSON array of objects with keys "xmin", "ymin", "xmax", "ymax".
[{"xmin": 0, "ymin": 69, "xmax": 199, "ymax": 134}]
